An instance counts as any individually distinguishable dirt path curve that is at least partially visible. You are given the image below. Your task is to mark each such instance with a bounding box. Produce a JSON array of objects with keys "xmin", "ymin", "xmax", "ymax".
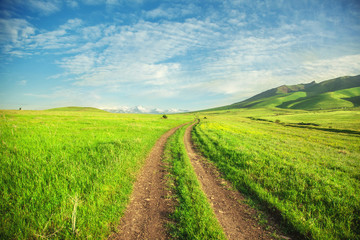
[
  {"xmin": 184, "ymin": 122, "xmax": 280, "ymax": 240},
  {"xmin": 109, "ymin": 122, "xmax": 189, "ymax": 240}
]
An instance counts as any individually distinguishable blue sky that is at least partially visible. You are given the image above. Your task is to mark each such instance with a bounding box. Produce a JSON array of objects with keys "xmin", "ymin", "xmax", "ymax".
[{"xmin": 1, "ymin": 0, "xmax": 360, "ymax": 111}]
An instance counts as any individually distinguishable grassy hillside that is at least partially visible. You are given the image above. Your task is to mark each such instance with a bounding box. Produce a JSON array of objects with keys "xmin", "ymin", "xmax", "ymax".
[
  {"xmin": 306, "ymin": 76, "xmax": 360, "ymax": 95},
  {"xmin": 212, "ymin": 75, "xmax": 360, "ymax": 111}
]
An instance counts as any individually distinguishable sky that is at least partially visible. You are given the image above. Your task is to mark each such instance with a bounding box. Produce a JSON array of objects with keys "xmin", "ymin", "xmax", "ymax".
[{"xmin": 1, "ymin": 0, "xmax": 360, "ymax": 112}]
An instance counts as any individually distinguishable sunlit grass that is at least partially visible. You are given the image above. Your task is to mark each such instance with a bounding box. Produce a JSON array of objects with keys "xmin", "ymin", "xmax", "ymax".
[
  {"xmin": 193, "ymin": 109, "xmax": 360, "ymax": 240},
  {"xmin": 0, "ymin": 109, "xmax": 192, "ymax": 239}
]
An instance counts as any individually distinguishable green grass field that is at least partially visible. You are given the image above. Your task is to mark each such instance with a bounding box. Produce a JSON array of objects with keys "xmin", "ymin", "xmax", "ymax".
[
  {"xmin": 193, "ymin": 109, "xmax": 360, "ymax": 240},
  {"xmin": 0, "ymin": 109, "xmax": 192, "ymax": 239},
  {"xmin": 163, "ymin": 123, "xmax": 226, "ymax": 239},
  {"xmin": 1, "ymin": 106, "xmax": 359, "ymax": 239},
  {"xmin": 265, "ymin": 108, "xmax": 360, "ymax": 131}
]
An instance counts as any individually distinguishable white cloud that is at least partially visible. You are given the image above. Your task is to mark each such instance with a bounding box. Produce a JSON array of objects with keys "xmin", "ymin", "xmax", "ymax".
[
  {"xmin": 81, "ymin": 0, "xmax": 103, "ymax": 5},
  {"xmin": 28, "ymin": 0, "xmax": 62, "ymax": 15},
  {"xmin": 197, "ymin": 53, "xmax": 360, "ymax": 100},
  {"xmin": 2, "ymin": 0, "xmax": 360, "ymax": 111},
  {"xmin": 1, "ymin": 18, "xmax": 83, "ymax": 55},
  {"xmin": 81, "ymin": 25, "xmax": 104, "ymax": 40},
  {"xmin": 66, "ymin": 0, "xmax": 78, "ymax": 8},
  {"xmin": 41, "ymin": 18, "xmax": 219, "ymax": 88},
  {"xmin": 72, "ymin": 62, "xmax": 180, "ymax": 87},
  {"xmin": 0, "ymin": 18, "xmax": 35, "ymax": 42},
  {"xmin": 137, "ymin": 87, "xmax": 179, "ymax": 98},
  {"xmin": 57, "ymin": 52, "xmax": 96, "ymax": 75},
  {"xmin": 60, "ymin": 18, "xmax": 83, "ymax": 30},
  {"xmin": 30, "ymin": 29, "xmax": 77, "ymax": 50},
  {"xmin": 25, "ymin": 87, "xmax": 102, "ymax": 107},
  {"xmin": 143, "ymin": 3, "xmax": 200, "ymax": 20},
  {"xmin": 145, "ymin": 8, "xmax": 170, "ymax": 19},
  {"xmin": 297, "ymin": 54, "xmax": 360, "ymax": 82}
]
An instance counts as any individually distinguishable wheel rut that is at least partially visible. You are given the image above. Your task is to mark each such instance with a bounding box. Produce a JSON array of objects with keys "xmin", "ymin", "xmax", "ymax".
[
  {"xmin": 109, "ymin": 123, "xmax": 187, "ymax": 240},
  {"xmin": 110, "ymin": 121, "xmax": 289, "ymax": 240},
  {"xmin": 184, "ymin": 122, "xmax": 283, "ymax": 240}
]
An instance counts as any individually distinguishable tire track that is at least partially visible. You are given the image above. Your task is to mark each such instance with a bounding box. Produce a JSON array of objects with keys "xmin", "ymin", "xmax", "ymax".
[
  {"xmin": 109, "ymin": 123, "xmax": 188, "ymax": 240},
  {"xmin": 184, "ymin": 122, "xmax": 281, "ymax": 240}
]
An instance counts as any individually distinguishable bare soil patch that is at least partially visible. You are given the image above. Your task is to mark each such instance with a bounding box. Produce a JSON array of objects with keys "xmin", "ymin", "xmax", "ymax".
[
  {"xmin": 184, "ymin": 122, "xmax": 290, "ymax": 240},
  {"xmin": 109, "ymin": 123, "xmax": 187, "ymax": 240}
]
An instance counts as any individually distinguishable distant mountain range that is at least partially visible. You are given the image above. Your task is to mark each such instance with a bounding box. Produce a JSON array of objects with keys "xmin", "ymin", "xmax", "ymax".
[
  {"xmin": 212, "ymin": 75, "xmax": 360, "ymax": 111},
  {"xmin": 102, "ymin": 106, "xmax": 188, "ymax": 114},
  {"xmin": 46, "ymin": 106, "xmax": 107, "ymax": 112},
  {"xmin": 46, "ymin": 106, "xmax": 188, "ymax": 114}
]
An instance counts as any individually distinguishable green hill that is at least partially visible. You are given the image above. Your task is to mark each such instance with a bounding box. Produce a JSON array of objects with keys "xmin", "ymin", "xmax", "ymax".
[
  {"xmin": 46, "ymin": 106, "xmax": 107, "ymax": 113},
  {"xmin": 213, "ymin": 75, "xmax": 360, "ymax": 111}
]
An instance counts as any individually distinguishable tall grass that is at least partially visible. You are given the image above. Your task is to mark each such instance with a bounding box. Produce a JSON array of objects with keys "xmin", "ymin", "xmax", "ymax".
[
  {"xmin": 265, "ymin": 109, "xmax": 360, "ymax": 131},
  {"xmin": 163, "ymin": 124, "xmax": 226, "ymax": 240},
  {"xmin": 192, "ymin": 112, "xmax": 360, "ymax": 240},
  {"xmin": 0, "ymin": 110, "xmax": 191, "ymax": 239}
]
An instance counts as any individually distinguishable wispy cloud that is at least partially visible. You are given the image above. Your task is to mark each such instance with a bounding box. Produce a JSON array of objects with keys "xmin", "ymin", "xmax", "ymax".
[
  {"xmin": 1, "ymin": 0, "xmax": 360, "ymax": 110},
  {"xmin": 0, "ymin": 18, "xmax": 35, "ymax": 42},
  {"xmin": 57, "ymin": 52, "xmax": 96, "ymax": 75},
  {"xmin": 48, "ymin": 18, "xmax": 220, "ymax": 89},
  {"xmin": 66, "ymin": 0, "xmax": 78, "ymax": 8},
  {"xmin": 25, "ymin": 86, "xmax": 102, "ymax": 107},
  {"xmin": 59, "ymin": 18, "xmax": 83, "ymax": 30},
  {"xmin": 28, "ymin": 0, "xmax": 62, "ymax": 15},
  {"xmin": 144, "ymin": 3, "xmax": 199, "ymax": 20},
  {"xmin": 1, "ymin": 18, "xmax": 84, "ymax": 55}
]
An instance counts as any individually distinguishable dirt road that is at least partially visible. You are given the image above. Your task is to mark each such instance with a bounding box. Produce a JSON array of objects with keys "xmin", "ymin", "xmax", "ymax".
[
  {"xmin": 184, "ymin": 122, "xmax": 278, "ymax": 239},
  {"xmin": 109, "ymin": 123, "xmax": 187, "ymax": 240},
  {"xmin": 110, "ymin": 121, "xmax": 290, "ymax": 240}
]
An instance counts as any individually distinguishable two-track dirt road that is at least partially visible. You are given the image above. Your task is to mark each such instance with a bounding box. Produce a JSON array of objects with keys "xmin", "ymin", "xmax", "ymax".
[{"xmin": 110, "ymin": 122, "xmax": 290, "ymax": 240}]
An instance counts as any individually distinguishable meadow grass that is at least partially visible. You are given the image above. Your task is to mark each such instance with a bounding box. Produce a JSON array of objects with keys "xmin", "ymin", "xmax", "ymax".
[
  {"xmin": 163, "ymin": 124, "xmax": 226, "ymax": 240},
  {"xmin": 0, "ymin": 109, "xmax": 192, "ymax": 239},
  {"xmin": 193, "ymin": 109, "xmax": 360, "ymax": 240},
  {"xmin": 264, "ymin": 108, "xmax": 360, "ymax": 131},
  {"xmin": 278, "ymin": 87, "xmax": 360, "ymax": 110},
  {"xmin": 290, "ymin": 92, "xmax": 354, "ymax": 110}
]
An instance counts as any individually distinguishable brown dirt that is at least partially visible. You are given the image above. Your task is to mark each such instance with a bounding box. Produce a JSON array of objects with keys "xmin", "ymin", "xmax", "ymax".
[
  {"xmin": 184, "ymin": 122, "xmax": 291, "ymax": 240},
  {"xmin": 109, "ymin": 121, "xmax": 293, "ymax": 240},
  {"xmin": 109, "ymin": 123, "xmax": 188, "ymax": 240}
]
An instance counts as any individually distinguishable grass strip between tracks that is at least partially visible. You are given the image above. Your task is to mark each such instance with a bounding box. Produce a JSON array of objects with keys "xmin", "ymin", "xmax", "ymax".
[{"xmin": 163, "ymin": 123, "xmax": 226, "ymax": 240}]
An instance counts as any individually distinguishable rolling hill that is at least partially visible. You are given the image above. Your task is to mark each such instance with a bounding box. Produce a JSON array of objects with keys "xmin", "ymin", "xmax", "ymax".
[
  {"xmin": 46, "ymin": 106, "xmax": 108, "ymax": 113},
  {"xmin": 213, "ymin": 75, "xmax": 360, "ymax": 111}
]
